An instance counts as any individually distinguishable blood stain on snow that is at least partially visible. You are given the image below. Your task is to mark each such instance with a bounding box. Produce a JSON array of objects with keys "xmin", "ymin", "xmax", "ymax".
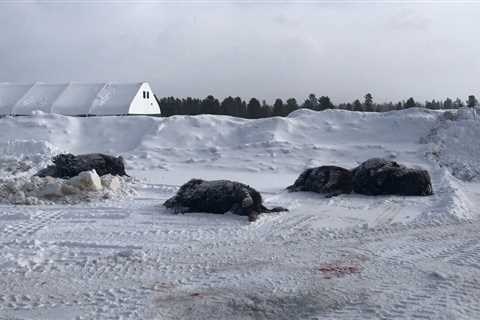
[{"xmin": 318, "ymin": 261, "xmax": 361, "ymax": 279}]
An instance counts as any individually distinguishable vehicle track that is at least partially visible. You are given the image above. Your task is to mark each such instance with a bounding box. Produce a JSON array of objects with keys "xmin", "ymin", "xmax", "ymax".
[
  {"xmin": 319, "ymin": 220, "xmax": 480, "ymax": 320},
  {"xmin": 0, "ymin": 209, "xmax": 63, "ymax": 244},
  {"xmin": 1, "ymin": 194, "xmax": 480, "ymax": 319}
]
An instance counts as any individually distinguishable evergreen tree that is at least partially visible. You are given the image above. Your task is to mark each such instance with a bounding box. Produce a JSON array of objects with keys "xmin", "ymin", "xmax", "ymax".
[
  {"xmin": 318, "ymin": 96, "xmax": 334, "ymax": 110},
  {"xmin": 353, "ymin": 99, "xmax": 362, "ymax": 111},
  {"xmin": 467, "ymin": 95, "xmax": 478, "ymax": 108},
  {"xmin": 221, "ymin": 96, "xmax": 236, "ymax": 116},
  {"xmin": 405, "ymin": 97, "xmax": 416, "ymax": 109},
  {"xmin": 247, "ymin": 98, "xmax": 262, "ymax": 118},
  {"xmin": 426, "ymin": 99, "xmax": 441, "ymax": 110},
  {"xmin": 234, "ymin": 97, "xmax": 247, "ymax": 117},
  {"xmin": 425, "ymin": 100, "xmax": 433, "ymax": 110},
  {"xmin": 453, "ymin": 98, "xmax": 464, "ymax": 109},
  {"xmin": 273, "ymin": 98, "xmax": 285, "ymax": 116},
  {"xmin": 261, "ymin": 100, "xmax": 272, "ymax": 118},
  {"xmin": 444, "ymin": 98, "xmax": 453, "ymax": 109},
  {"xmin": 201, "ymin": 95, "xmax": 221, "ymax": 114},
  {"xmin": 182, "ymin": 97, "xmax": 201, "ymax": 115},
  {"xmin": 303, "ymin": 94, "xmax": 319, "ymax": 110},
  {"xmin": 285, "ymin": 98, "xmax": 299, "ymax": 115},
  {"xmin": 404, "ymin": 97, "xmax": 417, "ymax": 109},
  {"xmin": 157, "ymin": 96, "xmax": 181, "ymax": 117},
  {"xmin": 364, "ymin": 93, "xmax": 373, "ymax": 110}
]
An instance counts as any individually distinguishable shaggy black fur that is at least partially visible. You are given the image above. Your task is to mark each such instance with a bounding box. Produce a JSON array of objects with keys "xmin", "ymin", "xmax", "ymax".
[
  {"xmin": 287, "ymin": 166, "xmax": 353, "ymax": 197},
  {"xmin": 164, "ymin": 179, "xmax": 288, "ymax": 221},
  {"xmin": 352, "ymin": 158, "xmax": 433, "ymax": 196},
  {"xmin": 36, "ymin": 153, "xmax": 127, "ymax": 178}
]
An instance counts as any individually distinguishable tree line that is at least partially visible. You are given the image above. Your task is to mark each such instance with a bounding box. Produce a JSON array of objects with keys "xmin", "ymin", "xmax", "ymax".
[{"xmin": 156, "ymin": 93, "xmax": 479, "ymax": 119}]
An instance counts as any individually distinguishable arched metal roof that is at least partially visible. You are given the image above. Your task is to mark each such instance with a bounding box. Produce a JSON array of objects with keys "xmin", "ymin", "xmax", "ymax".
[{"xmin": 0, "ymin": 82, "xmax": 148, "ymax": 116}]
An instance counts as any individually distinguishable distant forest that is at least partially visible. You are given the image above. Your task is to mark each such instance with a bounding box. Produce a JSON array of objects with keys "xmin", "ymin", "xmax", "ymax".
[{"xmin": 156, "ymin": 93, "xmax": 479, "ymax": 119}]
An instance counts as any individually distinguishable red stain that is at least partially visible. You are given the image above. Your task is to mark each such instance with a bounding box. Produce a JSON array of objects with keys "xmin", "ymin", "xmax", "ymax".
[{"xmin": 318, "ymin": 263, "xmax": 360, "ymax": 278}]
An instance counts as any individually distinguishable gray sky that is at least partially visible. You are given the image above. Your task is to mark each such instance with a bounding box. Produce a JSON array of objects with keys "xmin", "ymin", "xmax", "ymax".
[{"xmin": 1, "ymin": 1, "xmax": 479, "ymax": 103}]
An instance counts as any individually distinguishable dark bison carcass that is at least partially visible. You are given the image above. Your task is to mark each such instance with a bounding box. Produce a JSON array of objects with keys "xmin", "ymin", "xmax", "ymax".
[
  {"xmin": 164, "ymin": 179, "xmax": 287, "ymax": 222},
  {"xmin": 287, "ymin": 165, "xmax": 353, "ymax": 197},
  {"xmin": 36, "ymin": 153, "xmax": 127, "ymax": 178},
  {"xmin": 352, "ymin": 158, "xmax": 433, "ymax": 196}
]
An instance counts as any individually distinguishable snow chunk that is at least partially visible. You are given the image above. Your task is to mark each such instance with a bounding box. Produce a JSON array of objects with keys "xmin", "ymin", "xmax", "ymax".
[
  {"xmin": 68, "ymin": 170, "xmax": 103, "ymax": 191},
  {"xmin": 38, "ymin": 180, "xmax": 64, "ymax": 198},
  {"xmin": 101, "ymin": 174, "xmax": 121, "ymax": 192}
]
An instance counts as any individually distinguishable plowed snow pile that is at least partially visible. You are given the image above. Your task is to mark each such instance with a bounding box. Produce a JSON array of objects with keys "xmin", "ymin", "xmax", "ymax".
[
  {"xmin": 1, "ymin": 109, "xmax": 480, "ymax": 320},
  {"xmin": 423, "ymin": 108, "xmax": 480, "ymax": 181},
  {"xmin": 0, "ymin": 172, "xmax": 136, "ymax": 205},
  {"xmin": 0, "ymin": 140, "xmax": 62, "ymax": 177}
]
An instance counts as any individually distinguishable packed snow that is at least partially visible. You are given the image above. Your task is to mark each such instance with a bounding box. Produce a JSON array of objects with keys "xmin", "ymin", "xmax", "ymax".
[{"xmin": 1, "ymin": 108, "xmax": 480, "ymax": 319}]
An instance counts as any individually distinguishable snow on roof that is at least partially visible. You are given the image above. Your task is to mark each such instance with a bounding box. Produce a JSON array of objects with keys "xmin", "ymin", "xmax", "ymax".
[
  {"xmin": 0, "ymin": 84, "xmax": 32, "ymax": 115},
  {"xmin": 90, "ymin": 83, "xmax": 143, "ymax": 116},
  {"xmin": 51, "ymin": 83, "xmax": 106, "ymax": 116},
  {"xmin": 14, "ymin": 83, "xmax": 68, "ymax": 115},
  {"xmin": 0, "ymin": 82, "xmax": 145, "ymax": 116}
]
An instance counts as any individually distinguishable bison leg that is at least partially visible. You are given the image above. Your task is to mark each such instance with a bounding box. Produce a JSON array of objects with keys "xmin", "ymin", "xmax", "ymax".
[{"xmin": 260, "ymin": 205, "xmax": 289, "ymax": 213}]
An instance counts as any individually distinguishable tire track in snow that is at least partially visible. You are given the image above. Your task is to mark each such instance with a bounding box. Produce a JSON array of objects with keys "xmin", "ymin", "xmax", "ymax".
[
  {"xmin": 2, "ymin": 195, "xmax": 480, "ymax": 319},
  {"xmin": 372, "ymin": 199, "xmax": 403, "ymax": 226},
  {"xmin": 0, "ymin": 209, "xmax": 63, "ymax": 244},
  {"xmin": 320, "ymin": 221, "xmax": 480, "ymax": 320}
]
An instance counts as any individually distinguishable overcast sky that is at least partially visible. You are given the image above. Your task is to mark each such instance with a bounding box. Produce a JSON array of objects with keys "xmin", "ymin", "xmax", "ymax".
[{"xmin": 1, "ymin": 1, "xmax": 479, "ymax": 103}]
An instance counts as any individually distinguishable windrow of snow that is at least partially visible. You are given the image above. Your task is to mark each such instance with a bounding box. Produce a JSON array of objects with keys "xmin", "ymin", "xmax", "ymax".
[
  {"xmin": 0, "ymin": 108, "xmax": 439, "ymax": 176},
  {"xmin": 0, "ymin": 109, "xmax": 438, "ymax": 151}
]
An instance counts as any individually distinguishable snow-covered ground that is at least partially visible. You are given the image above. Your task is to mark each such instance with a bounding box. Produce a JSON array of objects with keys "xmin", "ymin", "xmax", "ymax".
[{"xmin": 1, "ymin": 108, "xmax": 480, "ymax": 319}]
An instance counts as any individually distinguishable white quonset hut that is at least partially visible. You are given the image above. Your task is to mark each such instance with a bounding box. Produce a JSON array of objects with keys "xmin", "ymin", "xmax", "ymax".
[{"xmin": 0, "ymin": 82, "xmax": 161, "ymax": 116}]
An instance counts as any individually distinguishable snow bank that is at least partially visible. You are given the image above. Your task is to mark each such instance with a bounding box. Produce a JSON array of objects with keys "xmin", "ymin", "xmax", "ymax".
[
  {"xmin": 0, "ymin": 140, "xmax": 63, "ymax": 177},
  {"xmin": 0, "ymin": 108, "xmax": 440, "ymax": 177},
  {"xmin": 423, "ymin": 108, "xmax": 480, "ymax": 181},
  {"xmin": 0, "ymin": 171, "xmax": 135, "ymax": 205}
]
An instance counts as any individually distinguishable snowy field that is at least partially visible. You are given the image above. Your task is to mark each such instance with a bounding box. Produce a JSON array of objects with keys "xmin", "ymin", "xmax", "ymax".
[{"xmin": 1, "ymin": 108, "xmax": 480, "ymax": 319}]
